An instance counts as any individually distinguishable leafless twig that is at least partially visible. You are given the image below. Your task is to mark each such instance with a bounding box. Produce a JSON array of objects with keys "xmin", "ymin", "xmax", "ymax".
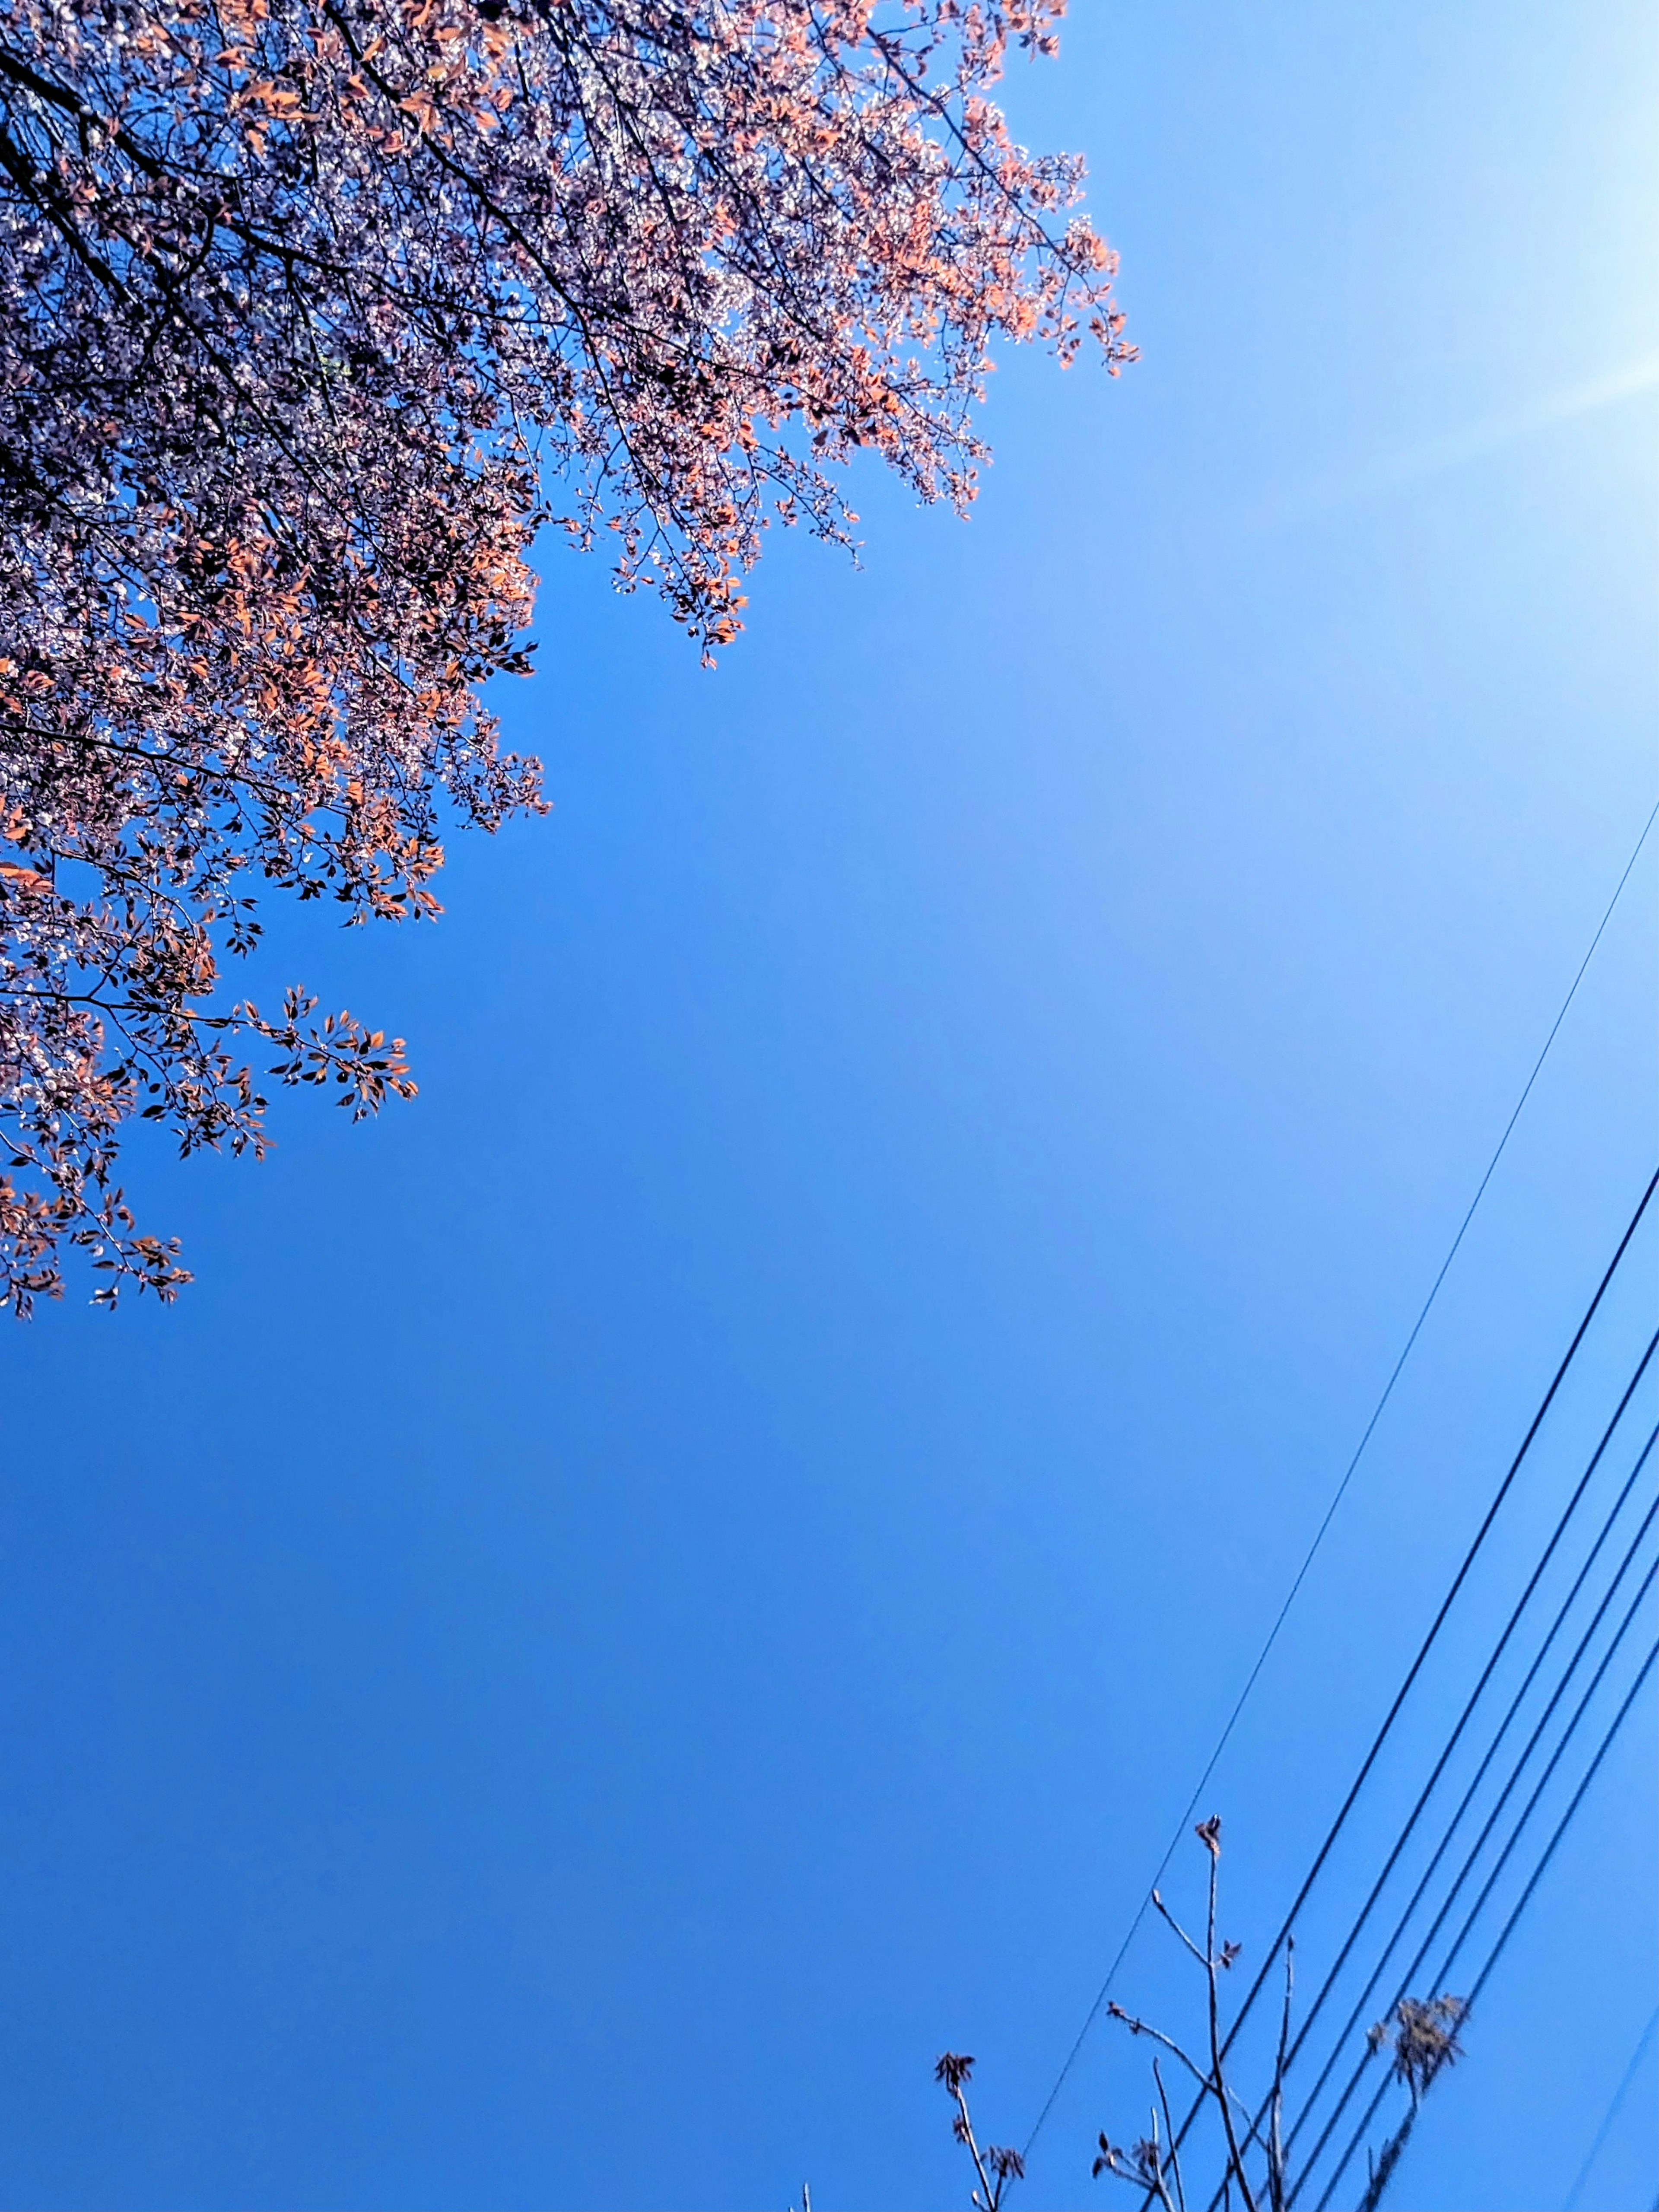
[{"xmin": 936, "ymin": 2053, "xmax": 1027, "ymax": 2212}]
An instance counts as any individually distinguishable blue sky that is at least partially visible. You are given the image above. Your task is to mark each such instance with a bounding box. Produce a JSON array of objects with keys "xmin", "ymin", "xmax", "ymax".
[{"xmin": 3, "ymin": 2, "xmax": 1656, "ymax": 2207}]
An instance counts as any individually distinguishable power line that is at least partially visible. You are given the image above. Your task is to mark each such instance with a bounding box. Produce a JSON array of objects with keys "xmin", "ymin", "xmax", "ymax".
[
  {"xmin": 1562, "ymin": 2005, "xmax": 1659, "ymax": 2212},
  {"xmin": 1287, "ymin": 1512, "xmax": 1658, "ymax": 2199},
  {"xmin": 1268, "ymin": 1417, "xmax": 1659, "ymax": 2180},
  {"xmin": 1021, "ymin": 798, "xmax": 1659, "ymax": 2158},
  {"xmin": 1311, "ymin": 1635, "xmax": 1659, "ymax": 2211},
  {"xmin": 1204, "ymin": 1395, "xmax": 1659, "ymax": 2212},
  {"xmin": 1304, "ymin": 1589, "xmax": 1659, "ymax": 2209},
  {"xmin": 1266, "ymin": 1344, "xmax": 1657, "ymax": 2109},
  {"xmin": 1309, "ymin": 1631, "xmax": 1659, "ymax": 2211},
  {"xmin": 1141, "ymin": 1169, "xmax": 1658, "ymax": 2198}
]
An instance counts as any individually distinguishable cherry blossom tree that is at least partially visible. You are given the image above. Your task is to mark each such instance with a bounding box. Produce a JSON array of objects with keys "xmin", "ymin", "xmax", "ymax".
[{"xmin": 0, "ymin": 0, "xmax": 1131, "ymax": 1311}]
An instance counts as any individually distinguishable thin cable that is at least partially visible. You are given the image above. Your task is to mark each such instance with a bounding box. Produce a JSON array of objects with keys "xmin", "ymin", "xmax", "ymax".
[
  {"xmin": 1304, "ymin": 1598, "xmax": 1659, "ymax": 2210},
  {"xmin": 1270, "ymin": 1420, "xmax": 1659, "ymax": 2179},
  {"xmin": 1309, "ymin": 1634, "xmax": 1659, "ymax": 2212},
  {"xmin": 1284, "ymin": 1494, "xmax": 1658, "ymax": 2198},
  {"xmin": 1022, "ymin": 800, "xmax": 1659, "ymax": 2157},
  {"xmin": 1143, "ymin": 1168, "xmax": 1658, "ymax": 2199},
  {"xmin": 1563, "ymin": 2005, "xmax": 1659, "ymax": 2212},
  {"xmin": 1466, "ymin": 1653, "xmax": 1658, "ymax": 2016},
  {"xmin": 1271, "ymin": 1347, "xmax": 1656, "ymax": 2096},
  {"xmin": 1292, "ymin": 1527, "xmax": 1659, "ymax": 2200},
  {"xmin": 1212, "ymin": 1398, "xmax": 1659, "ymax": 2212},
  {"xmin": 1312, "ymin": 1637, "xmax": 1659, "ymax": 2212}
]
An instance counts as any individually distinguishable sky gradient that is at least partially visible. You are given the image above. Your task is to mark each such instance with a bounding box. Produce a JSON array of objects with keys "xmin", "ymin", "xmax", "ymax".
[{"xmin": 4, "ymin": 2, "xmax": 1656, "ymax": 2207}]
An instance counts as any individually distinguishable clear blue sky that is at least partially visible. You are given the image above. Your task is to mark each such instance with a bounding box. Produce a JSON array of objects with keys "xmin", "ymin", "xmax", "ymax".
[{"xmin": 4, "ymin": 3, "xmax": 1656, "ymax": 2207}]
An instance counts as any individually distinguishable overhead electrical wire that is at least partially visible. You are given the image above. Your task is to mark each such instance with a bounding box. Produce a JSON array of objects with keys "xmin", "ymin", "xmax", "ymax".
[
  {"xmin": 1288, "ymin": 1522, "xmax": 1659, "ymax": 2199},
  {"xmin": 1308, "ymin": 1628, "xmax": 1659, "ymax": 2211},
  {"xmin": 1022, "ymin": 797, "xmax": 1659, "ymax": 2160},
  {"xmin": 1197, "ymin": 1412, "xmax": 1659, "ymax": 2211},
  {"xmin": 1562, "ymin": 2005, "xmax": 1659, "ymax": 2212},
  {"xmin": 1308, "ymin": 1643, "xmax": 1659, "ymax": 2212},
  {"xmin": 1260, "ymin": 1344, "xmax": 1657, "ymax": 2120},
  {"xmin": 1204, "ymin": 1397, "xmax": 1659, "ymax": 2210},
  {"xmin": 1437, "ymin": 1644, "xmax": 1657, "ymax": 2021},
  {"xmin": 1256, "ymin": 1415, "xmax": 1659, "ymax": 2177},
  {"xmin": 1136, "ymin": 1168, "xmax": 1658, "ymax": 2198}
]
